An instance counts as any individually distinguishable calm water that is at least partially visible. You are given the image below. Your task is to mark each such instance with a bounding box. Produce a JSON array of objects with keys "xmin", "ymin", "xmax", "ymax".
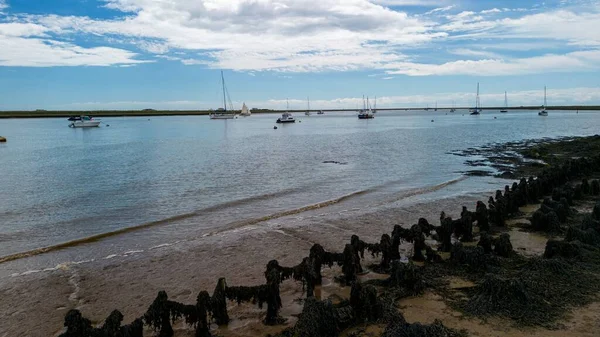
[{"xmin": 0, "ymin": 110, "xmax": 598, "ymax": 259}]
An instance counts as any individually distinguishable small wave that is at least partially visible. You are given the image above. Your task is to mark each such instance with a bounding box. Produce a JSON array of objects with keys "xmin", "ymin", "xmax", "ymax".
[
  {"xmin": 378, "ymin": 176, "xmax": 468, "ymax": 206},
  {"xmin": 0, "ymin": 188, "xmax": 374, "ymax": 264}
]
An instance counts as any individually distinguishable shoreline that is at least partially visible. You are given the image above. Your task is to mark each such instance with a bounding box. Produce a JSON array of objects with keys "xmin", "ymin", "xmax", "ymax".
[
  {"xmin": 2, "ymin": 136, "xmax": 600, "ymax": 337},
  {"xmin": 0, "ymin": 106, "xmax": 599, "ymax": 119}
]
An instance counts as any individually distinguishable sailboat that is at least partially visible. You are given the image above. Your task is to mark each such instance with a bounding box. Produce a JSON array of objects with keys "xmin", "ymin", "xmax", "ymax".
[
  {"xmin": 210, "ymin": 71, "xmax": 236, "ymax": 120},
  {"xmin": 538, "ymin": 86, "xmax": 548, "ymax": 116},
  {"xmin": 500, "ymin": 92, "xmax": 508, "ymax": 113},
  {"xmin": 373, "ymin": 96, "xmax": 377, "ymax": 113},
  {"xmin": 277, "ymin": 99, "xmax": 296, "ymax": 123},
  {"xmin": 305, "ymin": 97, "xmax": 311, "ymax": 116},
  {"xmin": 470, "ymin": 83, "xmax": 481, "ymax": 115},
  {"xmin": 450, "ymin": 101, "xmax": 456, "ymax": 113},
  {"xmin": 434, "ymin": 102, "xmax": 438, "ymax": 111},
  {"xmin": 358, "ymin": 96, "xmax": 374, "ymax": 119},
  {"xmin": 240, "ymin": 102, "xmax": 251, "ymax": 116}
]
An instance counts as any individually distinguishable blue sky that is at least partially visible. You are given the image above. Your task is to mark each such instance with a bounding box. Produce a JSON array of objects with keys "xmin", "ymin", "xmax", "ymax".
[{"xmin": 0, "ymin": 0, "xmax": 599, "ymax": 110}]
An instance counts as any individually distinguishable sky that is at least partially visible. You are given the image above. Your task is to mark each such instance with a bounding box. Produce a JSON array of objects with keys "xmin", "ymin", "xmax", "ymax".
[{"xmin": 0, "ymin": 0, "xmax": 600, "ymax": 110}]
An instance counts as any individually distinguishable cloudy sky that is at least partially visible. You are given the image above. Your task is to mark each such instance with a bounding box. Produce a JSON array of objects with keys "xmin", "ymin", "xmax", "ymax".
[{"xmin": 1, "ymin": 0, "xmax": 599, "ymax": 110}]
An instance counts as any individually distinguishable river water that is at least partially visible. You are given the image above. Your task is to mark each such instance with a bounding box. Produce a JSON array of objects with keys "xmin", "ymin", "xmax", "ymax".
[{"xmin": 0, "ymin": 110, "xmax": 598, "ymax": 271}]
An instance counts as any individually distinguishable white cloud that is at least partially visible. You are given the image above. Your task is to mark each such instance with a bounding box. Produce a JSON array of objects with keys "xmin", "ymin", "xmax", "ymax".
[
  {"xmin": 9, "ymin": 0, "xmax": 443, "ymax": 71},
  {"xmin": 0, "ymin": 0, "xmax": 7, "ymax": 11},
  {"xmin": 449, "ymin": 48, "xmax": 501, "ymax": 59},
  {"xmin": 0, "ymin": 0, "xmax": 599, "ymax": 77},
  {"xmin": 0, "ymin": 35, "xmax": 150, "ymax": 67},
  {"xmin": 385, "ymin": 49, "xmax": 600, "ymax": 76},
  {"xmin": 424, "ymin": 5, "xmax": 454, "ymax": 15},
  {"xmin": 480, "ymin": 8, "xmax": 501, "ymax": 14}
]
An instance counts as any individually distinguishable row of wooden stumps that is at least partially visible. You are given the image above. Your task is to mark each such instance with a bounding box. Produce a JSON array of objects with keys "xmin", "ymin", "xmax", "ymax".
[{"xmin": 58, "ymin": 154, "xmax": 600, "ymax": 336}]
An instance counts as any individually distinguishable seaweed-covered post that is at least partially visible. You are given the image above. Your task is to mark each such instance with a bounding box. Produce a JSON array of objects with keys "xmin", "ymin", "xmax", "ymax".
[
  {"xmin": 264, "ymin": 260, "xmax": 283, "ymax": 325},
  {"xmin": 477, "ymin": 232, "xmax": 493, "ymax": 254},
  {"xmin": 195, "ymin": 291, "xmax": 212, "ymax": 337},
  {"xmin": 99, "ymin": 310, "xmax": 124, "ymax": 336},
  {"xmin": 380, "ymin": 234, "xmax": 392, "ymax": 269},
  {"xmin": 493, "ymin": 233, "xmax": 513, "ymax": 257},
  {"xmin": 211, "ymin": 278, "xmax": 229, "ymax": 325},
  {"xmin": 476, "ymin": 200, "xmax": 490, "ymax": 231},
  {"xmin": 350, "ymin": 235, "xmax": 365, "ymax": 273},
  {"xmin": 350, "ymin": 281, "xmax": 379, "ymax": 323},
  {"xmin": 342, "ymin": 244, "xmax": 359, "ymax": 284},
  {"xmin": 144, "ymin": 291, "xmax": 174, "ymax": 337},
  {"xmin": 309, "ymin": 243, "xmax": 325, "ymax": 285},
  {"xmin": 390, "ymin": 225, "xmax": 403, "ymax": 260},
  {"xmin": 410, "ymin": 225, "xmax": 427, "ymax": 262},
  {"xmin": 582, "ymin": 178, "xmax": 591, "ymax": 195},
  {"xmin": 436, "ymin": 212, "xmax": 453, "ymax": 252},
  {"xmin": 59, "ymin": 309, "xmax": 94, "ymax": 337}
]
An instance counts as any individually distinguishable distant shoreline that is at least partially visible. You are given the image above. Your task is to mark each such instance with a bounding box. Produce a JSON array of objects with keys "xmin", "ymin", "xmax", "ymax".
[{"xmin": 0, "ymin": 105, "xmax": 598, "ymax": 118}]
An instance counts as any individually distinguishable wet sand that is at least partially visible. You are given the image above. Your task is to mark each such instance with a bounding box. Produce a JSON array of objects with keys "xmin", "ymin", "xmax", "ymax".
[{"xmin": 1, "ymin": 186, "xmax": 598, "ymax": 337}]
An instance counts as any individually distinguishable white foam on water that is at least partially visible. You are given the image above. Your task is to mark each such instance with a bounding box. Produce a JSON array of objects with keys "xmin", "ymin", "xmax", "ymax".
[
  {"xmin": 104, "ymin": 254, "xmax": 118, "ymax": 259},
  {"xmin": 150, "ymin": 243, "xmax": 171, "ymax": 250},
  {"xmin": 123, "ymin": 250, "xmax": 144, "ymax": 255}
]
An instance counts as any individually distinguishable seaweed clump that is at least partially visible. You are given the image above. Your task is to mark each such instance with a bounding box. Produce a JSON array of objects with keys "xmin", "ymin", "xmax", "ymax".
[{"xmin": 382, "ymin": 318, "xmax": 466, "ymax": 337}]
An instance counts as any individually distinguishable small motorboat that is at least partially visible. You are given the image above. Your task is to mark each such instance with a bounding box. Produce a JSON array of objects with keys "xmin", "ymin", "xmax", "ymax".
[
  {"xmin": 69, "ymin": 116, "xmax": 100, "ymax": 128},
  {"xmin": 317, "ymin": 110, "xmax": 324, "ymax": 115},
  {"xmin": 276, "ymin": 112, "xmax": 296, "ymax": 123}
]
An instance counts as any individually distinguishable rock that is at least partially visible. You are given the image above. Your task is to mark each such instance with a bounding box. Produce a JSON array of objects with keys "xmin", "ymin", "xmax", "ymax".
[{"xmin": 0, "ymin": 136, "xmax": 6, "ymax": 142}]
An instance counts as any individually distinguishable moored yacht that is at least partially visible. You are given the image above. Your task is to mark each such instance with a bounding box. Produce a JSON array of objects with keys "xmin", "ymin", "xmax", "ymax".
[
  {"xmin": 210, "ymin": 71, "xmax": 236, "ymax": 120},
  {"xmin": 277, "ymin": 99, "xmax": 296, "ymax": 123},
  {"xmin": 538, "ymin": 86, "xmax": 548, "ymax": 116},
  {"xmin": 470, "ymin": 83, "xmax": 481, "ymax": 115},
  {"xmin": 358, "ymin": 96, "xmax": 374, "ymax": 119},
  {"xmin": 69, "ymin": 116, "xmax": 100, "ymax": 128}
]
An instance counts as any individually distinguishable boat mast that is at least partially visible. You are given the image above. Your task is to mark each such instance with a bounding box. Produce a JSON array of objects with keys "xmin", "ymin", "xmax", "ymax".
[
  {"xmin": 363, "ymin": 95, "xmax": 366, "ymax": 111},
  {"xmin": 504, "ymin": 91, "xmax": 508, "ymax": 108},
  {"xmin": 544, "ymin": 86, "xmax": 547, "ymax": 108},
  {"xmin": 476, "ymin": 82, "xmax": 480, "ymax": 111},
  {"xmin": 221, "ymin": 70, "xmax": 227, "ymax": 112},
  {"xmin": 308, "ymin": 96, "xmax": 310, "ymax": 112},
  {"xmin": 287, "ymin": 98, "xmax": 289, "ymax": 112}
]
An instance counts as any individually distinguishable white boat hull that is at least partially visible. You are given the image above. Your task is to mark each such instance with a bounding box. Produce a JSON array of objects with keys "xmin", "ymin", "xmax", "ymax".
[
  {"xmin": 69, "ymin": 121, "xmax": 100, "ymax": 128},
  {"xmin": 210, "ymin": 114, "xmax": 235, "ymax": 120}
]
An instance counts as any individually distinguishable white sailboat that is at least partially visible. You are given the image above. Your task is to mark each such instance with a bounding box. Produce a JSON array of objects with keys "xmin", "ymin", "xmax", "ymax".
[
  {"xmin": 210, "ymin": 71, "xmax": 236, "ymax": 120},
  {"xmin": 450, "ymin": 101, "xmax": 456, "ymax": 112},
  {"xmin": 305, "ymin": 97, "xmax": 311, "ymax": 116},
  {"xmin": 538, "ymin": 86, "xmax": 548, "ymax": 116},
  {"xmin": 500, "ymin": 91, "xmax": 508, "ymax": 113},
  {"xmin": 470, "ymin": 83, "xmax": 481, "ymax": 115},
  {"xmin": 240, "ymin": 102, "xmax": 250, "ymax": 116}
]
